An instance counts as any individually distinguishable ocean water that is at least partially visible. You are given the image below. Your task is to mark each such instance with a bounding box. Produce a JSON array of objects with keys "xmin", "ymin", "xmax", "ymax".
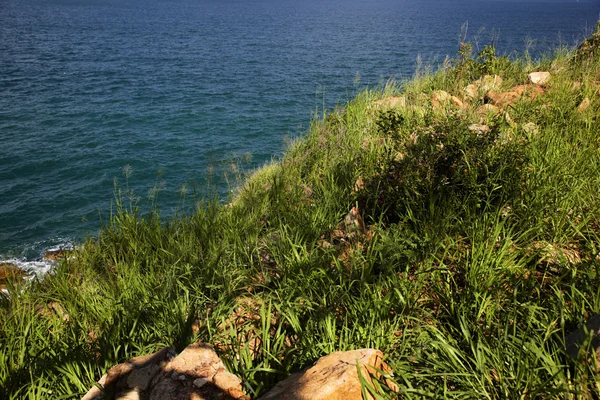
[{"xmin": 1, "ymin": 0, "xmax": 599, "ymax": 265}]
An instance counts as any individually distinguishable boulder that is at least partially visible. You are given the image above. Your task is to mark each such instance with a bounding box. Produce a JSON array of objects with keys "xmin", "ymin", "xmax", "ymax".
[
  {"xmin": 258, "ymin": 349, "xmax": 397, "ymax": 400},
  {"xmin": 528, "ymin": 71, "xmax": 551, "ymax": 85},
  {"xmin": 485, "ymin": 90, "xmax": 520, "ymax": 108},
  {"xmin": 148, "ymin": 343, "xmax": 248, "ymax": 400},
  {"xmin": 485, "ymin": 84, "xmax": 544, "ymax": 108},
  {"xmin": 82, "ymin": 347, "xmax": 176, "ymax": 400},
  {"xmin": 81, "ymin": 343, "xmax": 247, "ymax": 400},
  {"xmin": 373, "ymin": 96, "xmax": 406, "ymax": 109}
]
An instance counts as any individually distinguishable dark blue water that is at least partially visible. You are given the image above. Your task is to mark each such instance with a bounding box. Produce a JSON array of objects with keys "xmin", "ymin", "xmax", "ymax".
[{"xmin": 1, "ymin": 0, "xmax": 599, "ymax": 262}]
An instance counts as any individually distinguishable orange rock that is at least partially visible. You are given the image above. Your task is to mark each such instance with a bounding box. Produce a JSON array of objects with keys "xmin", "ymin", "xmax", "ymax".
[
  {"xmin": 485, "ymin": 84, "xmax": 544, "ymax": 108},
  {"xmin": 83, "ymin": 344, "xmax": 248, "ymax": 400},
  {"xmin": 578, "ymin": 97, "xmax": 591, "ymax": 111},
  {"xmin": 477, "ymin": 104, "xmax": 500, "ymax": 119},
  {"xmin": 0, "ymin": 262, "xmax": 26, "ymax": 289},
  {"xmin": 431, "ymin": 90, "xmax": 451, "ymax": 109},
  {"xmin": 511, "ymin": 84, "xmax": 545, "ymax": 98},
  {"xmin": 373, "ymin": 96, "xmax": 406, "ymax": 109},
  {"xmin": 43, "ymin": 247, "xmax": 74, "ymax": 261},
  {"xmin": 450, "ymin": 95, "xmax": 464, "ymax": 108},
  {"xmin": 149, "ymin": 343, "xmax": 248, "ymax": 400},
  {"xmin": 258, "ymin": 349, "xmax": 397, "ymax": 400},
  {"xmin": 485, "ymin": 89, "xmax": 520, "ymax": 107},
  {"xmin": 353, "ymin": 176, "xmax": 365, "ymax": 192}
]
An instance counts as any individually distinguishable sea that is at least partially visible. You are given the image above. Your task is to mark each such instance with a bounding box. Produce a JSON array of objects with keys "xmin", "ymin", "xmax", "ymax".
[{"xmin": 1, "ymin": 0, "xmax": 599, "ymax": 272}]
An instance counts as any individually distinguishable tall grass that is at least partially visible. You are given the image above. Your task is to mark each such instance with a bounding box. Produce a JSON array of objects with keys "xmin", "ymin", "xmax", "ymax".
[{"xmin": 2, "ymin": 30, "xmax": 600, "ymax": 398}]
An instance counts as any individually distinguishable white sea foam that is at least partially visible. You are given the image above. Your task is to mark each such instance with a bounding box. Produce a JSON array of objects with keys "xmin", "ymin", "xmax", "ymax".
[
  {"xmin": 1, "ymin": 240, "xmax": 78, "ymax": 280},
  {"xmin": 1, "ymin": 258, "xmax": 55, "ymax": 278},
  {"xmin": 0, "ymin": 257, "xmax": 55, "ymax": 296}
]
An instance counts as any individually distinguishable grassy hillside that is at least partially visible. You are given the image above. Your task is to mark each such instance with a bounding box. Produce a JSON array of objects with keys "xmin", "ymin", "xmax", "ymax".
[{"xmin": 2, "ymin": 25, "xmax": 600, "ymax": 398}]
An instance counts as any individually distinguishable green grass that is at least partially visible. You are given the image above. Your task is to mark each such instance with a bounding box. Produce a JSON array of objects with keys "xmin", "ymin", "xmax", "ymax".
[{"xmin": 2, "ymin": 25, "xmax": 600, "ymax": 399}]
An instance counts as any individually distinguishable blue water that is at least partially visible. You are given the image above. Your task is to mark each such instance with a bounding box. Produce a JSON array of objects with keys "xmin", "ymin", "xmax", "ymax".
[{"xmin": 1, "ymin": 0, "xmax": 599, "ymax": 261}]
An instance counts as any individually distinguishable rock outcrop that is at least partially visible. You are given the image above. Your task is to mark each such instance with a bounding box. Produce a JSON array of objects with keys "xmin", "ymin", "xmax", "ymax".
[
  {"xmin": 0, "ymin": 262, "xmax": 26, "ymax": 290},
  {"xmin": 82, "ymin": 343, "xmax": 248, "ymax": 400},
  {"xmin": 258, "ymin": 349, "xmax": 397, "ymax": 400},
  {"xmin": 44, "ymin": 247, "xmax": 75, "ymax": 262}
]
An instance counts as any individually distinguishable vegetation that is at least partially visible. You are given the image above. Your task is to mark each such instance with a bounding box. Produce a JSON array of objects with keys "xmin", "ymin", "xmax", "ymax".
[{"xmin": 2, "ymin": 24, "xmax": 600, "ymax": 399}]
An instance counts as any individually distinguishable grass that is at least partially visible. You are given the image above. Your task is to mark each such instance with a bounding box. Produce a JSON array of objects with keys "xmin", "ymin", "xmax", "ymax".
[{"xmin": 2, "ymin": 24, "xmax": 600, "ymax": 399}]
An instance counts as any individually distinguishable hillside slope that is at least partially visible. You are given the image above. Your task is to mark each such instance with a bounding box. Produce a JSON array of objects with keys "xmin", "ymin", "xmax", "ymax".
[{"xmin": 2, "ymin": 23, "xmax": 600, "ymax": 399}]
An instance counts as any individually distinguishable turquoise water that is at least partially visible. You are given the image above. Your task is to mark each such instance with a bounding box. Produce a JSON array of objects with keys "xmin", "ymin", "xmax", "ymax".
[{"xmin": 1, "ymin": 0, "xmax": 599, "ymax": 262}]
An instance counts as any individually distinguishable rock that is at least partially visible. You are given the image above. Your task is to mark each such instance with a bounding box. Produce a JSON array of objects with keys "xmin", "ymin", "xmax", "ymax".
[
  {"xmin": 259, "ymin": 349, "xmax": 397, "ymax": 400},
  {"xmin": 431, "ymin": 90, "xmax": 451, "ymax": 109},
  {"xmin": 511, "ymin": 84, "xmax": 545, "ymax": 98},
  {"xmin": 528, "ymin": 71, "xmax": 551, "ymax": 85},
  {"xmin": 505, "ymin": 112, "xmax": 517, "ymax": 128},
  {"xmin": 485, "ymin": 90, "xmax": 520, "ymax": 108},
  {"xmin": 478, "ymin": 74, "xmax": 503, "ymax": 90},
  {"xmin": 0, "ymin": 262, "xmax": 26, "ymax": 290},
  {"xmin": 82, "ymin": 347, "xmax": 176, "ymax": 400},
  {"xmin": 44, "ymin": 246, "xmax": 74, "ymax": 262},
  {"xmin": 450, "ymin": 95, "xmax": 464, "ymax": 108},
  {"xmin": 565, "ymin": 314, "xmax": 600, "ymax": 370},
  {"xmin": 148, "ymin": 343, "xmax": 248, "ymax": 400},
  {"xmin": 193, "ymin": 377, "xmax": 209, "ymax": 388},
  {"xmin": 82, "ymin": 344, "xmax": 247, "ymax": 400},
  {"xmin": 115, "ymin": 388, "xmax": 142, "ymax": 400},
  {"xmin": 522, "ymin": 122, "xmax": 539, "ymax": 136},
  {"xmin": 82, "ymin": 374, "xmax": 107, "ymax": 400},
  {"xmin": 468, "ymin": 124, "xmax": 491, "ymax": 136},
  {"xmin": 337, "ymin": 207, "xmax": 366, "ymax": 236},
  {"xmin": 353, "ymin": 176, "xmax": 365, "ymax": 192},
  {"xmin": 373, "ymin": 96, "xmax": 406, "ymax": 109},
  {"xmin": 476, "ymin": 104, "xmax": 500, "ymax": 119},
  {"xmin": 485, "ymin": 84, "xmax": 545, "ymax": 108},
  {"xmin": 578, "ymin": 97, "xmax": 591, "ymax": 112},
  {"xmin": 40, "ymin": 301, "xmax": 70, "ymax": 322},
  {"xmin": 463, "ymin": 84, "xmax": 478, "ymax": 100},
  {"xmin": 464, "ymin": 75, "xmax": 503, "ymax": 100}
]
